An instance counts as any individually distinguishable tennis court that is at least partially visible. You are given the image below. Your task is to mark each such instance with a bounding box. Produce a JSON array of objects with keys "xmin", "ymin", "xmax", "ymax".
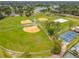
[{"xmin": 60, "ymin": 31, "xmax": 78, "ymax": 42}]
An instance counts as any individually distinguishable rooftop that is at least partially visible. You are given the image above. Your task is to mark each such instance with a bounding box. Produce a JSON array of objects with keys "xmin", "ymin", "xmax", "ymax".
[{"xmin": 54, "ymin": 18, "xmax": 68, "ymax": 23}]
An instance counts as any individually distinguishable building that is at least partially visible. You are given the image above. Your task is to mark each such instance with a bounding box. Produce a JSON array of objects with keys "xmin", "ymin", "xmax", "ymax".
[{"xmin": 72, "ymin": 26, "xmax": 79, "ymax": 33}]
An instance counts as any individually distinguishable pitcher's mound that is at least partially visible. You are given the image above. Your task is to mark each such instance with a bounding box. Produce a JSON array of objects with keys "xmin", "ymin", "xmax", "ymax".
[
  {"xmin": 38, "ymin": 18, "xmax": 48, "ymax": 21},
  {"xmin": 23, "ymin": 26, "xmax": 40, "ymax": 33},
  {"xmin": 21, "ymin": 20, "xmax": 32, "ymax": 24}
]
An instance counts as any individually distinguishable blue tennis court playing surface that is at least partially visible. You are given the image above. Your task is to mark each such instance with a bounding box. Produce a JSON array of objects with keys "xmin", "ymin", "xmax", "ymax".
[{"xmin": 60, "ymin": 31, "xmax": 78, "ymax": 42}]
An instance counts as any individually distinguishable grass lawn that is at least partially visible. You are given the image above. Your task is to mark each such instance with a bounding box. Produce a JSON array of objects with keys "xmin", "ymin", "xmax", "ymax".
[
  {"xmin": 0, "ymin": 14, "xmax": 79, "ymax": 57},
  {"xmin": 0, "ymin": 16, "xmax": 53, "ymax": 57},
  {"xmin": 0, "ymin": 16, "xmax": 53, "ymax": 51}
]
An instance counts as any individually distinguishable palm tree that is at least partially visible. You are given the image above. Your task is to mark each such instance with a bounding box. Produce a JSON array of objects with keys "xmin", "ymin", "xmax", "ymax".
[
  {"xmin": 51, "ymin": 39, "xmax": 62, "ymax": 54},
  {"xmin": 45, "ymin": 21, "xmax": 62, "ymax": 54},
  {"xmin": 45, "ymin": 21, "xmax": 62, "ymax": 38}
]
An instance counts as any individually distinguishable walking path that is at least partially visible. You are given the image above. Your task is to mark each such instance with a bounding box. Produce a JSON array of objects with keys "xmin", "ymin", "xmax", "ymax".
[
  {"xmin": 0, "ymin": 45, "xmax": 51, "ymax": 58},
  {"xmin": 0, "ymin": 45, "xmax": 24, "ymax": 58}
]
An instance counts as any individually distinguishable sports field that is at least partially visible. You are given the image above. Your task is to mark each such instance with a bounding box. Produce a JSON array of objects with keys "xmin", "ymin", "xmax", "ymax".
[
  {"xmin": 0, "ymin": 14, "xmax": 79, "ymax": 57},
  {"xmin": 0, "ymin": 15, "xmax": 54, "ymax": 57}
]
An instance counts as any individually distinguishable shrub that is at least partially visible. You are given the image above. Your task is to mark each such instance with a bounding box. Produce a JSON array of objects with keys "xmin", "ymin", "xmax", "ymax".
[{"xmin": 51, "ymin": 39, "xmax": 61, "ymax": 54}]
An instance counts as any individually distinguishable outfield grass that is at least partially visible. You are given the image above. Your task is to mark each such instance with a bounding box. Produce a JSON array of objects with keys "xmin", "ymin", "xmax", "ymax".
[{"xmin": 0, "ymin": 16, "xmax": 53, "ymax": 52}]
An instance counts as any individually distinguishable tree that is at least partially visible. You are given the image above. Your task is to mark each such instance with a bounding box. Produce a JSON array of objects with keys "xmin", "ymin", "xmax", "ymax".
[
  {"xmin": 0, "ymin": 13, "xmax": 5, "ymax": 20},
  {"xmin": 4, "ymin": 7, "xmax": 12, "ymax": 16},
  {"xmin": 24, "ymin": 6, "xmax": 34, "ymax": 17},
  {"xmin": 45, "ymin": 21, "xmax": 62, "ymax": 38},
  {"xmin": 0, "ymin": 6, "xmax": 12, "ymax": 16},
  {"xmin": 45, "ymin": 21, "xmax": 62, "ymax": 54},
  {"xmin": 51, "ymin": 39, "xmax": 62, "ymax": 54}
]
